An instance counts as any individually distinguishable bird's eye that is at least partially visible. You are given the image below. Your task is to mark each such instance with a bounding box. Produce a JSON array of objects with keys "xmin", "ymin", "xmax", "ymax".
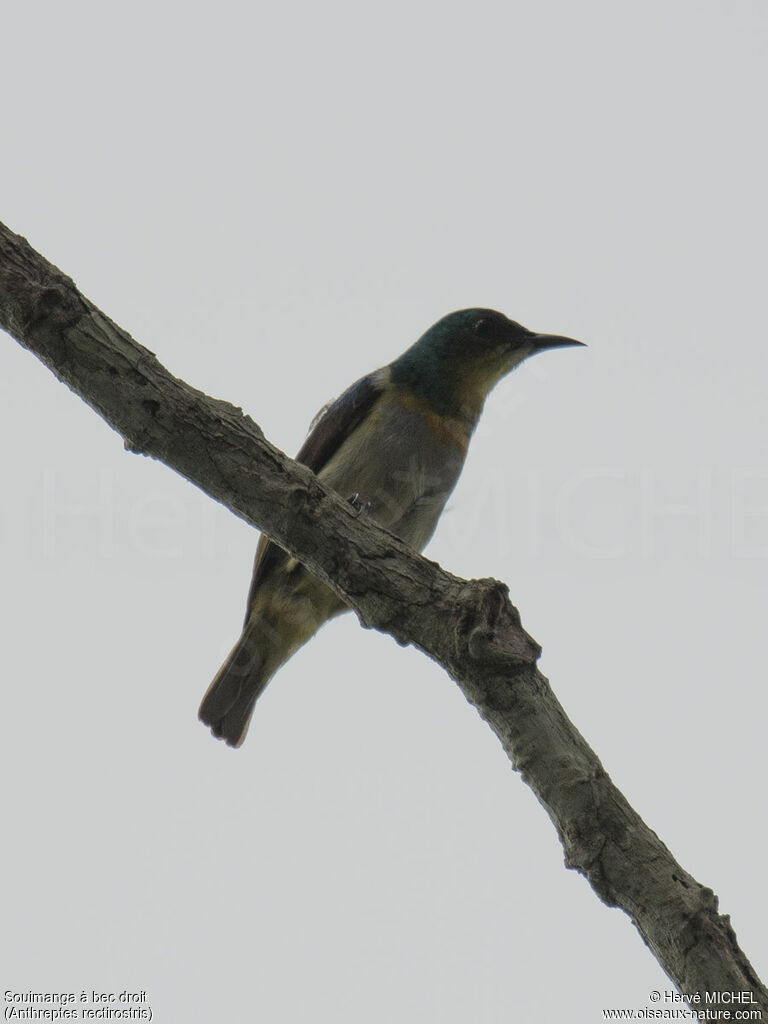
[{"xmin": 473, "ymin": 317, "xmax": 493, "ymax": 337}]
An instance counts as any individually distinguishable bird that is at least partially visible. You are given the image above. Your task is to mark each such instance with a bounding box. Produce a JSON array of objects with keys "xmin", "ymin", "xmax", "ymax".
[{"xmin": 199, "ymin": 308, "xmax": 584, "ymax": 747}]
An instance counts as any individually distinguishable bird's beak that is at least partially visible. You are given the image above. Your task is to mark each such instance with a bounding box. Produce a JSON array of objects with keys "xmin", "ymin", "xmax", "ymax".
[{"xmin": 529, "ymin": 333, "xmax": 586, "ymax": 351}]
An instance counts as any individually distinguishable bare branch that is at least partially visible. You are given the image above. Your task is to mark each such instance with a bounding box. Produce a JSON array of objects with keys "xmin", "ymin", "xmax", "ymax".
[{"xmin": 1, "ymin": 219, "xmax": 764, "ymax": 1014}]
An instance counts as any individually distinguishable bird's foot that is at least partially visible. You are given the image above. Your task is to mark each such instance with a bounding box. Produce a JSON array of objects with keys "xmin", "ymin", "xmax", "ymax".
[{"xmin": 348, "ymin": 493, "xmax": 373, "ymax": 518}]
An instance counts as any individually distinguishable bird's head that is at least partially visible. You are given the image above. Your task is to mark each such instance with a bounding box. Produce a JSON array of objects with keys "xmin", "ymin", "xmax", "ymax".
[{"xmin": 391, "ymin": 308, "xmax": 584, "ymax": 423}]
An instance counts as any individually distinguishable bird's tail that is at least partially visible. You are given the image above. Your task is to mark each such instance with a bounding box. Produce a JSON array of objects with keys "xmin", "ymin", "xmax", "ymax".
[{"xmin": 198, "ymin": 618, "xmax": 276, "ymax": 748}]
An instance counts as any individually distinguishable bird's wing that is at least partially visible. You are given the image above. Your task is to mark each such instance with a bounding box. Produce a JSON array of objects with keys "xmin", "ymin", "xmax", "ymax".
[
  {"xmin": 244, "ymin": 369, "xmax": 386, "ymax": 618},
  {"xmin": 294, "ymin": 369, "xmax": 385, "ymax": 473}
]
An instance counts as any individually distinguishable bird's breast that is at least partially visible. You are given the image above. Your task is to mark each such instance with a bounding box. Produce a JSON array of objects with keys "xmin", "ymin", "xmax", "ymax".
[{"xmin": 318, "ymin": 388, "xmax": 470, "ymax": 550}]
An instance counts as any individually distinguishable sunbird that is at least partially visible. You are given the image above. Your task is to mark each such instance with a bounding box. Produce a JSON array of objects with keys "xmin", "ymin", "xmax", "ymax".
[{"xmin": 199, "ymin": 308, "xmax": 583, "ymax": 747}]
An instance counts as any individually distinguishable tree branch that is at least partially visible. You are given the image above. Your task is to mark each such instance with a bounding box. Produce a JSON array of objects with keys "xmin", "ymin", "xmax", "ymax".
[{"xmin": 1, "ymin": 219, "xmax": 764, "ymax": 1015}]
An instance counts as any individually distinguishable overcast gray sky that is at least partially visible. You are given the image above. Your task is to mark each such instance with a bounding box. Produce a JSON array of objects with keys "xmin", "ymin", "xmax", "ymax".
[{"xmin": 2, "ymin": 1, "xmax": 767, "ymax": 1021}]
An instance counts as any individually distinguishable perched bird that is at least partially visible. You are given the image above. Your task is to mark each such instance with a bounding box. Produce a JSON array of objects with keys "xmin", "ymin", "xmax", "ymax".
[{"xmin": 199, "ymin": 308, "xmax": 583, "ymax": 747}]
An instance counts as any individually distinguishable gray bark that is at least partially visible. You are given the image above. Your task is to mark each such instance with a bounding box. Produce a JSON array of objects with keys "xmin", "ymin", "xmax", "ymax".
[{"xmin": 1, "ymin": 219, "xmax": 764, "ymax": 1016}]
